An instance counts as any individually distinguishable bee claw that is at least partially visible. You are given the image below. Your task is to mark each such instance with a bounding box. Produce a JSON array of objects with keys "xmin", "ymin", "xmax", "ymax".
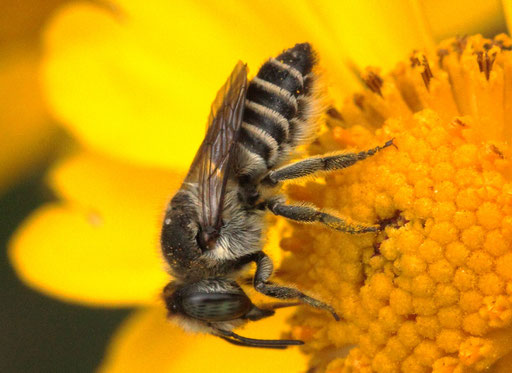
[
  {"xmin": 321, "ymin": 303, "xmax": 341, "ymax": 321},
  {"xmin": 386, "ymin": 137, "xmax": 398, "ymax": 150},
  {"xmin": 331, "ymin": 311, "xmax": 341, "ymax": 321}
]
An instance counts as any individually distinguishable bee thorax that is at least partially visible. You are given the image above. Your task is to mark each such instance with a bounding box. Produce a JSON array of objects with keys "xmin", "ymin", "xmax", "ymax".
[{"xmin": 200, "ymin": 188, "xmax": 264, "ymax": 262}]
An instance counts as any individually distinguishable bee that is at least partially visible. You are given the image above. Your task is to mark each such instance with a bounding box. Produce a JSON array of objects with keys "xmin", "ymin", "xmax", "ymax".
[{"xmin": 161, "ymin": 43, "xmax": 392, "ymax": 348}]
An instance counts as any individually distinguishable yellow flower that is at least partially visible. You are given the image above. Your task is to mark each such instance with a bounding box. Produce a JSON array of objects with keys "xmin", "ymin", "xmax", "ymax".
[
  {"xmin": 7, "ymin": 1, "xmax": 512, "ymax": 372},
  {"xmin": 282, "ymin": 34, "xmax": 512, "ymax": 372}
]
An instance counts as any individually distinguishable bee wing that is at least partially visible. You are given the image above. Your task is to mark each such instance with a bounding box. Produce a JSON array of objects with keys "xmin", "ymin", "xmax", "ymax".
[{"xmin": 186, "ymin": 61, "xmax": 248, "ymax": 234}]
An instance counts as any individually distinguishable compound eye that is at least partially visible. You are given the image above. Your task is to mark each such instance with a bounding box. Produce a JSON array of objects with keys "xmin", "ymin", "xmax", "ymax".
[{"xmin": 182, "ymin": 292, "xmax": 252, "ymax": 321}]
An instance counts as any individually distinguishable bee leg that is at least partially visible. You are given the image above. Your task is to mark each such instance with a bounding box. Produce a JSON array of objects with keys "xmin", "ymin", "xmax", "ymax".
[
  {"xmin": 252, "ymin": 252, "xmax": 340, "ymax": 321},
  {"xmin": 216, "ymin": 336, "xmax": 289, "ymax": 349},
  {"xmin": 263, "ymin": 196, "xmax": 379, "ymax": 233},
  {"xmin": 244, "ymin": 302, "xmax": 300, "ymax": 321},
  {"xmin": 212, "ymin": 327, "xmax": 303, "ymax": 348},
  {"xmin": 265, "ymin": 301, "xmax": 302, "ymax": 310},
  {"xmin": 263, "ymin": 139, "xmax": 393, "ymax": 185}
]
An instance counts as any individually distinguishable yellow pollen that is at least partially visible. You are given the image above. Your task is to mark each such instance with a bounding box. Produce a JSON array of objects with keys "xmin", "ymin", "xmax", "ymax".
[{"xmin": 279, "ymin": 34, "xmax": 512, "ymax": 371}]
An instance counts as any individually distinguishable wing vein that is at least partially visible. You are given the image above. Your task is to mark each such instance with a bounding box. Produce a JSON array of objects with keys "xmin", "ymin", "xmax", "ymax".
[{"xmin": 184, "ymin": 62, "xmax": 248, "ymax": 247}]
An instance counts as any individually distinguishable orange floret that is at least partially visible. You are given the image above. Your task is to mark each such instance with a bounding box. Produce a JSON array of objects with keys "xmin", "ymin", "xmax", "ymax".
[
  {"xmin": 432, "ymin": 356, "xmax": 459, "ymax": 373},
  {"xmin": 479, "ymin": 296, "xmax": 512, "ymax": 328},
  {"xmin": 278, "ymin": 35, "xmax": 512, "ymax": 371}
]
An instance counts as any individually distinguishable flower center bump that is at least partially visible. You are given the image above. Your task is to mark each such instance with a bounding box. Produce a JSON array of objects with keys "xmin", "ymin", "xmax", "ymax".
[{"xmin": 278, "ymin": 34, "xmax": 512, "ymax": 373}]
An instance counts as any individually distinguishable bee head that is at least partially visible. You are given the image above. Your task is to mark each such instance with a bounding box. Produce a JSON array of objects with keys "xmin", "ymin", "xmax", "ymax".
[{"xmin": 163, "ymin": 279, "xmax": 274, "ymax": 323}]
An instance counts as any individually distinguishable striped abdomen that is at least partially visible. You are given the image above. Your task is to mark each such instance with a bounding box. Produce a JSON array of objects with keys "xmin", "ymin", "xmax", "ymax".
[{"xmin": 235, "ymin": 43, "xmax": 318, "ymax": 184}]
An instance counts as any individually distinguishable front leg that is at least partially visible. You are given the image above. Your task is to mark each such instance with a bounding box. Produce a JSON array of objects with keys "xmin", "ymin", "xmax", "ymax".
[
  {"xmin": 252, "ymin": 252, "xmax": 339, "ymax": 320},
  {"xmin": 263, "ymin": 196, "xmax": 379, "ymax": 233}
]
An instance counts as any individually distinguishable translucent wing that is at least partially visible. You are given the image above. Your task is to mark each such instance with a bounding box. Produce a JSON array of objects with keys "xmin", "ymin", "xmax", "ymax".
[{"xmin": 186, "ymin": 61, "xmax": 248, "ymax": 247}]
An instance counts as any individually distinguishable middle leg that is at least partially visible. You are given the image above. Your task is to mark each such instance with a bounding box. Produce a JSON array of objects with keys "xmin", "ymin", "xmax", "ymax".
[{"xmin": 262, "ymin": 196, "xmax": 379, "ymax": 233}]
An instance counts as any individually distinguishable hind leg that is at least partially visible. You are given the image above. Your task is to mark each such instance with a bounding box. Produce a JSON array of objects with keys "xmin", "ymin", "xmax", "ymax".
[{"xmin": 251, "ymin": 252, "xmax": 339, "ymax": 320}]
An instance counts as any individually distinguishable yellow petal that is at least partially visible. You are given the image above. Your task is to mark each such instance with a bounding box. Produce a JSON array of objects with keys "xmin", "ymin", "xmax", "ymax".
[
  {"xmin": 424, "ymin": 0, "xmax": 506, "ymax": 40},
  {"xmin": 10, "ymin": 203, "xmax": 166, "ymax": 306},
  {"xmin": 43, "ymin": 2, "xmax": 204, "ymax": 170},
  {"xmin": 310, "ymin": 1, "xmax": 434, "ymax": 69},
  {"xmin": 0, "ymin": 44, "xmax": 57, "ymax": 194},
  {"xmin": 99, "ymin": 307, "xmax": 307, "ymax": 373},
  {"xmin": 48, "ymin": 151, "xmax": 183, "ymax": 221},
  {"xmin": 9, "ymin": 152, "xmax": 184, "ymax": 306},
  {"xmin": 41, "ymin": 1, "xmax": 360, "ymax": 168},
  {"xmin": 503, "ymin": 0, "xmax": 512, "ymax": 34}
]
